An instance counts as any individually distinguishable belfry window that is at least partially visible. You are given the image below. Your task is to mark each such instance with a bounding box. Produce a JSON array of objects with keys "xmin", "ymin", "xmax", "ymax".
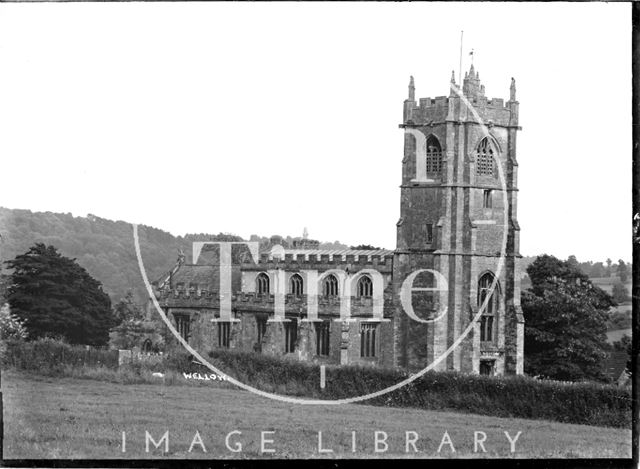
[
  {"xmin": 256, "ymin": 273, "xmax": 270, "ymax": 295},
  {"xmin": 476, "ymin": 138, "xmax": 495, "ymax": 177},
  {"xmin": 290, "ymin": 274, "xmax": 303, "ymax": 296},
  {"xmin": 426, "ymin": 223, "xmax": 434, "ymax": 243},
  {"xmin": 357, "ymin": 275, "xmax": 373, "ymax": 298},
  {"xmin": 478, "ymin": 272, "xmax": 499, "ymax": 342},
  {"xmin": 425, "ymin": 135, "xmax": 443, "ymax": 174},
  {"xmin": 323, "ymin": 274, "xmax": 339, "ymax": 297}
]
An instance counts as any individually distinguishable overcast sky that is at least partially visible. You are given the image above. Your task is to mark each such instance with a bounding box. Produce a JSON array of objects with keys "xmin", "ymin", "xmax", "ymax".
[{"xmin": 0, "ymin": 2, "xmax": 631, "ymax": 263}]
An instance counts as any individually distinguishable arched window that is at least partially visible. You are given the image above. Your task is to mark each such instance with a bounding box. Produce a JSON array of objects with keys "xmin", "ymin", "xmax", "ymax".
[
  {"xmin": 425, "ymin": 135, "xmax": 443, "ymax": 174},
  {"xmin": 476, "ymin": 137, "xmax": 496, "ymax": 176},
  {"xmin": 142, "ymin": 339, "xmax": 153, "ymax": 353},
  {"xmin": 256, "ymin": 273, "xmax": 270, "ymax": 295},
  {"xmin": 477, "ymin": 272, "xmax": 500, "ymax": 342},
  {"xmin": 323, "ymin": 274, "xmax": 339, "ymax": 297},
  {"xmin": 289, "ymin": 274, "xmax": 303, "ymax": 296},
  {"xmin": 357, "ymin": 275, "xmax": 373, "ymax": 298}
]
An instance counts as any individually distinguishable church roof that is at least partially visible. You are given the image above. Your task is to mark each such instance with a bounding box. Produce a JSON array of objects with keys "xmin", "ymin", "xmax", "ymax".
[
  {"xmin": 155, "ymin": 248, "xmax": 394, "ymax": 294},
  {"xmin": 170, "ymin": 264, "xmax": 219, "ymax": 290}
]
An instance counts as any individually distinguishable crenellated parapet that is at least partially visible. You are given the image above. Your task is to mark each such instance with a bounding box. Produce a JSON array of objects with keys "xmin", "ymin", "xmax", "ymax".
[
  {"xmin": 402, "ymin": 69, "xmax": 520, "ymax": 129},
  {"xmin": 243, "ymin": 251, "xmax": 395, "ymax": 273},
  {"xmin": 158, "ymin": 289, "xmax": 220, "ymax": 308}
]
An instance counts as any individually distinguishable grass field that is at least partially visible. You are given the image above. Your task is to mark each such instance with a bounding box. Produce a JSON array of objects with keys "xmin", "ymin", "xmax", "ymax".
[
  {"xmin": 607, "ymin": 328, "xmax": 633, "ymax": 344},
  {"xmin": 591, "ymin": 277, "xmax": 632, "ymax": 296},
  {"xmin": 1, "ymin": 370, "xmax": 632, "ymax": 460}
]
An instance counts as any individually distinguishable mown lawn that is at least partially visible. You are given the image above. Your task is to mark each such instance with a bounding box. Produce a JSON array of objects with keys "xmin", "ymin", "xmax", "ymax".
[{"xmin": 1, "ymin": 370, "xmax": 632, "ymax": 459}]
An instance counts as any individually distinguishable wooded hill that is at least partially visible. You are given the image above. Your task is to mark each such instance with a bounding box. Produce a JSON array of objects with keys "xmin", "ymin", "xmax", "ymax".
[
  {"xmin": 0, "ymin": 207, "xmax": 351, "ymax": 304},
  {"xmin": 0, "ymin": 207, "xmax": 628, "ymax": 306}
]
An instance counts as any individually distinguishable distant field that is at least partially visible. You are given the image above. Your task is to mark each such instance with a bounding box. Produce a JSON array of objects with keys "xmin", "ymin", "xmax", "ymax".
[
  {"xmin": 616, "ymin": 303, "xmax": 633, "ymax": 314},
  {"xmin": 591, "ymin": 277, "xmax": 632, "ymax": 295},
  {"xmin": 607, "ymin": 328, "xmax": 632, "ymax": 344},
  {"xmin": 2, "ymin": 371, "xmax": 632, "ymax": 460},
  {"xmin": 519, "ymin": 276, "xmax": 631, "ymax": 297}
]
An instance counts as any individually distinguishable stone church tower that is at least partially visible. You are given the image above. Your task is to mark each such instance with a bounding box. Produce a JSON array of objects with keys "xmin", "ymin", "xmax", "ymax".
[{"xmin": 393, "ymin": 65, "xmax": 524, "ymax": 375}]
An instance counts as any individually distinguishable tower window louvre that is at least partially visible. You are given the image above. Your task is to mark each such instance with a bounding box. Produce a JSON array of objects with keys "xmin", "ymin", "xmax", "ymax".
[
  {"xmin": 476, "ymin": 138, "xmax": 495, "ymax": 176},
  {"xmin": 425, "ymin": 135, "xmax": 443, "ymax": 175}
]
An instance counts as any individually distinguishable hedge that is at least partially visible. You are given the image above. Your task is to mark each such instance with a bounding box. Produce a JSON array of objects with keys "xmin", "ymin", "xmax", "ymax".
[
  {"xmin": 202, "ymin": 349, "xmax": 631, "ymax": 429},
  {"xmin": 2, "ymin": 340, "xmax": 631, "ymax": 428},
  {"xmin": 2, "ymin": 338, "xmax": 119, "ymax": 371}
]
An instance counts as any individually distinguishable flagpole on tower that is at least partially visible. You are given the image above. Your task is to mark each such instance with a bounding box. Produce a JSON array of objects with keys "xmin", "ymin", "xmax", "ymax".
[{"xmin": 458, "ymin": 30, "xmax": 463, "ymax": 85}]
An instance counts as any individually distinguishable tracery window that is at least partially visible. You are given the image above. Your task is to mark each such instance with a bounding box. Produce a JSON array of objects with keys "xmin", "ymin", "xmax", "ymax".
[
  {"xmin": 426, "ymin": 135, "xmax": 443, "ymax": 174},
  {"xmin": 478, "ymin": 272, "xmax": 500, "ymax": 342},
  {"xmin": 476, "ymin": 138, "xmax": 495, "ymax": 176},
  {"xmin": 290, "ymin": 274, "xmax": 303, "ymax": 296},
  {"xmin": 357, "ymin": 275, "xmax": 373, "ymax": 298},
  {"xmin": 323, "ymin": 274, "xmax": 339, "ymax": 297},
  {"xmin": 256, "ymin": 273, "xmax": 270, "ymax": 295}
]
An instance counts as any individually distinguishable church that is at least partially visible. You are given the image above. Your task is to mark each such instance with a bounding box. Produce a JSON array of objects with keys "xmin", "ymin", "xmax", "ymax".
[{"xmin": 151, "ymin": 65, "xmax": 524, "ymax": 376}]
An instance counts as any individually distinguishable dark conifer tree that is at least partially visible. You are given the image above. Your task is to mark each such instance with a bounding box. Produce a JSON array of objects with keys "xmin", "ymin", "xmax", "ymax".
[{"xmin": 5, "ymin": 243, "xmax": 116, "ymax": 345}]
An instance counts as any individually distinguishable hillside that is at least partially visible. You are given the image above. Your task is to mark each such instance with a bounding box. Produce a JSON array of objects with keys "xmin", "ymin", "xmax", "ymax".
[
  {"xmin": 0, "ymin": 208, "xmax": 191, "ymax": 304},
  {"xmin": 0, "ymin": 207, "xmax": 629, "ymax": 311},
  {"xmin": 0, "ymin": 207, "xmax": 351, "ymax": 305}
]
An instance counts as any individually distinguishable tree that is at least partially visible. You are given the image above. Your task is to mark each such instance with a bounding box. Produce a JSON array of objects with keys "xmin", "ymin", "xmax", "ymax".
[
  {"xmin": 606, "ymin": 258, "xmax": 612, "ymax": 276},
  {"xmin": 612, "ymin": 281, "xmax": 629, "ymax": 304},
  {"xmin": 0, "ymin": 303, "xmax": 28, "ymax": 341},
  {"xmin": 350, "ymin": 244, "xmax": 381, "ymax": 250},
  {"xmin": 612, "ymin": 334, "xmax": 632, "ymax": 375},
  {"xmin": 522, "ymin": 254, "xmax": 614, "ymax": 382},
  {"xmin": 617, "ymin": 260, "xmax": 628, "ymax": 283},
  {"xmin": 113, "ymin": 291, "xmax": 145, "ymax": 325},
  {"xmin": 5, "ymin": 243, "xmax": 115, "ymax": 345},
  {"xmin": 110, "ymin": 291, "xmax": 149, "ymax": 350},
  {"xmin": 567, "ymin": 255, "xmax": 579, "ymax": 271},
  {"xmin": 590, "ymin": 262, "xmax": 605, "ymax": 278}
]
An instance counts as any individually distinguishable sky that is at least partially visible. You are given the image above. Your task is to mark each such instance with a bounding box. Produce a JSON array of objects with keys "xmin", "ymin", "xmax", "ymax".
[{"xmin": 0, "ymin": 2, "xmax": 632, "ymax": 263}]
